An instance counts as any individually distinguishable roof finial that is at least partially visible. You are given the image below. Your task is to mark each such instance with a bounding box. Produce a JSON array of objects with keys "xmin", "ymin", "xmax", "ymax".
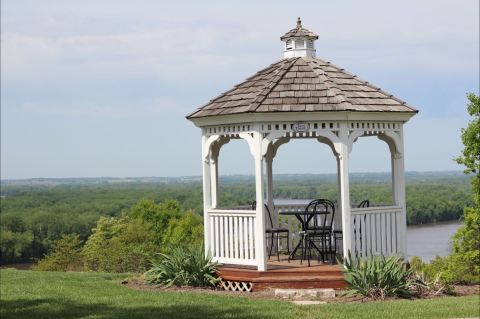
[{"xmin": 296, "ymin": 17, "xmax": 302, "ymax": 28}]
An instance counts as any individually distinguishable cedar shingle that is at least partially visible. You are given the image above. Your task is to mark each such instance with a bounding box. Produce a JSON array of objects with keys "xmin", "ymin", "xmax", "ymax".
[{"xmin": 187, "ymin": 56, "xmax": 417, "ymax": 118}]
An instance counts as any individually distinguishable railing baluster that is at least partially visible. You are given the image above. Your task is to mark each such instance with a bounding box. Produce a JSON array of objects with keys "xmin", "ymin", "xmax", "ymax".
[
  {"xmin": 219, "ymin": 216, "xmax": 224, "ymax": 258},
  {"xmin": 249, "ymin": 216, "xmax": 254, "ymax": 259},
  {"xmin": 239, "ymin": 216, "xmax": 244, "ymax": 259},
  {"xmin": 385, "ymin": 212, "xmax": 391, "ymax": 255},
  {"xmin": 228, "ymin": 216, "xmax": 234, "ymax": 258},
  {"xmin": 234, "ymin": 216, "xmax": 239, "ymax": 259}
]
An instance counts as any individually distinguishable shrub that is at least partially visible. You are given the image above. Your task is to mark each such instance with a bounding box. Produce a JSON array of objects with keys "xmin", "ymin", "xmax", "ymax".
[
  {"xmin": 444, "ymin": 206, "xmax": 480, "ymax": 284},
  {"xmin": 82, "ymin": 216, "xmax": 155, "ymax": 273},
  {"xmin": 34, "ymin": 234, "xmax": 83, "ymax": 271},
  {"xmin": 409, "ymin": 256, "xmax": 454, "ymax": 295},
  {"xmin": 145, "ymin": 246, "xmax": 219, "ymax": 288},
  {"xmin": 409, "ymin": 256, "xmax": 449, "ymax": 282},
  {"xmin": 341, "ymin": 253, "xmax": 424, "ymax": 299},
  {"xmin": 162, "ymin": 212, "xmax": 203, "ymax": 253}
]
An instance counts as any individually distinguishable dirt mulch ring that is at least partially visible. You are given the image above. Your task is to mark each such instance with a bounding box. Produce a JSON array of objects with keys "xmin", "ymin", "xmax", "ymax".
[{"xmin": 123, "ymin": 276, "xmax": 479, "ymax": 303}]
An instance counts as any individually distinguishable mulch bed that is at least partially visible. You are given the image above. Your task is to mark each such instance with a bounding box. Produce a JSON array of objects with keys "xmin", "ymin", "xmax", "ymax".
[{"xmin": 122, "ymin": 276, "xmax": 479, "ymax": 303}]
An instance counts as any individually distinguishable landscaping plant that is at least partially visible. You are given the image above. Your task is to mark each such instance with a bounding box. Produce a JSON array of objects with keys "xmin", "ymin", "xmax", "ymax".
[
  {"xmin": 145, "ymin": 246, "xmax": 219, "ymax": 288},
  {"xmin": 340, "ymin": 252, "xmax": 424, "ymax": 299}
]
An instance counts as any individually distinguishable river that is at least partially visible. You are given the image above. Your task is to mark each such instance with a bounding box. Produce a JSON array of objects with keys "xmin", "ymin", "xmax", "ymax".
[{"xmin": 406, "ymin": 221, "xmax": 463, "ymax": 262}]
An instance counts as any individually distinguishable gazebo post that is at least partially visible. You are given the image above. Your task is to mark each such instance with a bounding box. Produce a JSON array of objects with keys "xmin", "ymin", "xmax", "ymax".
[
  {"xmin": 201, "ymin": 133, "xmax": 213, "ymax": 256},
  {"xmin": 265, "ymin": 149, "xmax": 275, "ymax": 226},
  {"xmin": 253, "ymin": 131, "xmax": 267, "ymax": 271},
  {"xmin": 336, "ymin": 157, "xmax": 342, "ymax": 215},
  {"xmin": 392, "ymin": 128, "xmax": 407, "ymax": 256},
  {"xmin": 338, "ymin": 127, "xmax": 353, "ymax": 258},
  {"xmin": 210, "ymin": 147, "xmax": 219, "ymax": 209}
]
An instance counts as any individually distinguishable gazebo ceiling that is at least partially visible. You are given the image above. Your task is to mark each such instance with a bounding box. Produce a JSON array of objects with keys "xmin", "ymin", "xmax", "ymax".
[{"xmin": 187, "ymin": 19, "xmax": 418, "ymax": 120}]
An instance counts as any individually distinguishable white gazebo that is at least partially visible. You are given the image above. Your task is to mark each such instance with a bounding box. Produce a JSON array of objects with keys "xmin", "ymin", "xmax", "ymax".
[{"xmin": 187, "ymin": 18, "xmax": 417, "ymax": 271}]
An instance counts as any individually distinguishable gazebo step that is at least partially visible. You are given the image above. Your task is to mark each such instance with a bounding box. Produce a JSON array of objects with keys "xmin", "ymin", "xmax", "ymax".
[
  {"xmin": 217, "ymin": 268, "xmax": 261, "ymax": 280},
  {"xmin": 259, "ymin": 265, "xmax": 343, "ymax": 278},
  {"xmin": 253, "ymin": 276, "xmax": 347, "ymax": 290}
]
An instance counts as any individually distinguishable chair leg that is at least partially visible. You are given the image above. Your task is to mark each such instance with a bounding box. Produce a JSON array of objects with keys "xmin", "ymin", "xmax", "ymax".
[
  {"xmin": 286, "ymin": 232, "xmax": 290, "ymax": 263},
  {"xmin": 330, "ymin": 235, "xmax": 335, "ymax": 262},
  {"xmin": 300, "ymin": 235, "xmax": 305, "ymax": 265},
  {"xmin": 333, "ymin": 234, "xmax": 337, "ymax": 262},
  {"xmin": 308, "ymin": 239, "xmax": 313, "ymax": 267},
  {"xmin": 268, "ymin": 234, "xmax": 274, "ymax": 260},
  {"xmin": 276, "ymin": 234, "xmax": 280, "ymax": 262}
]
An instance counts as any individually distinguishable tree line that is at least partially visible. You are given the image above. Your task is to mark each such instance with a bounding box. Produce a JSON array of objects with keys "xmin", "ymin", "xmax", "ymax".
[{"xmin": 0, "ymin": 173, "xmax": 472, "ymax": 264}]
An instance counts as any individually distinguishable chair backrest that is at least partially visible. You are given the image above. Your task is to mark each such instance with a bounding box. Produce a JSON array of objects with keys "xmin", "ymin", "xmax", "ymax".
[
  {"xmin": 251, "ymin": 201, "xmax": 274, "ymax": 229},
  {"xmin": 358, "ymin": 200, "xmax": 370, "ymax": 208},
  {"xmin": 304, "ymin": 199, "xmax": 335, "ymax": 231}
]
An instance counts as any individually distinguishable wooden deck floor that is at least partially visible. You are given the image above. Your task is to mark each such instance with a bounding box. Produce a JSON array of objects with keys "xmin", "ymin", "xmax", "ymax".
[{"xmin": 217, "ymin": 255, "xmax": 346, "ymax": 291}]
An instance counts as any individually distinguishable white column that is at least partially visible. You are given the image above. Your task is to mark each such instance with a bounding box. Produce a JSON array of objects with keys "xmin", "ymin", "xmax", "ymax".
[
  {"xmin": 265, "ymin": 149, "xmax": 275, "ymax": 227},
  {"xmin": 253, "ymin": 131, "xmax": 267, "ymax": 271},
  {"xmin": 338, "ymin": 125, "xmax": 353, "ymax": 259},
  {"xmin": 336, "ymin": 157, "xmax": 342, "ymax": 230},
  {"xmin": 201, "ymin": 133, "xmax": 213, "ymax": 256},
  {"xmin": 393, "ymin": 127, "xmax": 407, "ymax": 256},
  {"xmin": 210, "ymin": 148, "xmax": 219, "ymax": 208}
]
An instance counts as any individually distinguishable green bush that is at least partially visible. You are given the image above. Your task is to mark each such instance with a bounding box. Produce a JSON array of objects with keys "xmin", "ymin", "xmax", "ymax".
[
  {"xmin": 341, "ymin": 253, "xmax": 424, "ymax": 299},
  {"xmin": 162, "ymin": 212, "xmax": 203, "ymax": 252},
  {"xmin": 408, "ymin": 256, "xmax": 454, "ymax": 295},
  {"xmin": 80, "ymin": 199, "xmax": 204, "ymax": 273},
  {"xmin": 409, "ymin": 256, "xmax": 449, "ymax": 282},
  {"xmin": 82, "ymin": 216, "xmax": 156, "ymax": 273},
  {"xmin": 34, "ymin": 234, "xmax": 83, "ymax": 271},
  {"xmin": 145, "ymin": 246, "xmax": 219, "ymax": 288},
  {"xmin": 444, "ymin": 206, "xmax": 480, "ymax": 283}
]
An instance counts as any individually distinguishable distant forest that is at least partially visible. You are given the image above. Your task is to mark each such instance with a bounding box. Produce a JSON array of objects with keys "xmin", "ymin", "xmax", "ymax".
[{"xmin": 0, "ymin": 171, "xmax": 472, "ymax": 264}]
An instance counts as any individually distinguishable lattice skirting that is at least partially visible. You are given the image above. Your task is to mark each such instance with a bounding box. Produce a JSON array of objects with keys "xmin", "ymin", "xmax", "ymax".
[{"xmin": 219, "ymin": 279, "xmax": 253, "ymax": 292}]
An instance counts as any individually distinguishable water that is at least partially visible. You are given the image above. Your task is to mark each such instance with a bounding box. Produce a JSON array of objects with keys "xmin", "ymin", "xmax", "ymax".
[{"xmin": 406, "ymin": 221, "xmax": 462, "ymax": 262}]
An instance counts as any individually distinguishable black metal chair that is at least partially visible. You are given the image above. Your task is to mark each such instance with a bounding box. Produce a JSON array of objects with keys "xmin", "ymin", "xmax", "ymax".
[
  {"xmin": 358, "ymin": 200, "xmax": 370, "ymax": 208},
  {"xmin": 251, "ymin": 201, "xmax": 290, "ymax": 261},
  {"xmin": 300, "ymin": 199, "xmax": 336, "ymax": 266}
]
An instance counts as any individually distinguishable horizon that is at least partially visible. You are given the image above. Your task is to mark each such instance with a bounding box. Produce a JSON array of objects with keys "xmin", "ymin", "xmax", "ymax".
[{"xmin": 0, "ymin": 169, "xmax": 467, "ymax": 182}]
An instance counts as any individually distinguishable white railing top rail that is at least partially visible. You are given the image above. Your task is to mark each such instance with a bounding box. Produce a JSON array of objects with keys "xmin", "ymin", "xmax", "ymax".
[
  {"xmin": 351, "ymin": 205, "xmax": 402, "ymax": 215},
  {"xmin": 208, "ymin": 209, "xmax": 256, "ymax": 217}
]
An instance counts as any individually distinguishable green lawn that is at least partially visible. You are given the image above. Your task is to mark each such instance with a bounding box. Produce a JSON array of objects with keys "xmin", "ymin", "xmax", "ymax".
[{"xmin": 1, "ymin": 269, "xmax": 478, "ymax": 319}]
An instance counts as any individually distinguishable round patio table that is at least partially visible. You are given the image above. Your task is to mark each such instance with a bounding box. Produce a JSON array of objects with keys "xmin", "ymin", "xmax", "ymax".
[{"xmin": 279, "ymin": 209, "xmax": 330, "ymax": 260}]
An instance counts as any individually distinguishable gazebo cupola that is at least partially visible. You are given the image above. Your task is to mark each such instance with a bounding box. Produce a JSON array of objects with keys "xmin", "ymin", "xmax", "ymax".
[
  {"xmin": 281, "ymin": 17, "xmax": 318, "ymax": 58},
  {"xmin": 187, "ymin": 18, "xmax": 418, "ymax": 272}
]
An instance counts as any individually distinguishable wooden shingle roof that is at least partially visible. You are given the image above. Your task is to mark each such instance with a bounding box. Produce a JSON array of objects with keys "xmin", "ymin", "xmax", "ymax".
[{"xmin": 187, "ymin": 56, "xmax": 417, "ymax": 119}]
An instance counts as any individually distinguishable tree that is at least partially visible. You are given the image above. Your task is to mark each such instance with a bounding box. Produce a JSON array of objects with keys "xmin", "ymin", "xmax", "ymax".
[
  {"xmin": 34, "ymin": 234, "xmax": 83, "ymax": 271},
  {"xmin": 455, "ymin": 93, "xmax": 480, "ymax": 203},
  {"xmin": 447, "ymin": 93, "xmax": 480, "ymax": 283}
]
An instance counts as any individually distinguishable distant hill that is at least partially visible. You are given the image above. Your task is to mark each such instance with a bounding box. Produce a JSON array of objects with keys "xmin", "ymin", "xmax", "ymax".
[{"xmin": 0, "ymin": 171, "xmax": 470, "ymax": 188}]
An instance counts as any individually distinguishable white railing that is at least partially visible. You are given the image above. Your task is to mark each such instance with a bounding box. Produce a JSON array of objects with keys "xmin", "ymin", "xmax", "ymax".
[
  {"xmin": 207, "ymin": 209, "xmax": 257, "ymax": 266},
  {"xmin": 351, "ymin": 206, "xmax": 402, "ymax": 257},
  {"xmin": 208, "ymin": 204, "xmax": 404, "ymax": 265}
]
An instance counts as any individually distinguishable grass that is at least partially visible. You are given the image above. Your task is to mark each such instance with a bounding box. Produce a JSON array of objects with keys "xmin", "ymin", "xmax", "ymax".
[{"xmin": 1, "ymin": 269, "xmax": 479, "ymax": 319}]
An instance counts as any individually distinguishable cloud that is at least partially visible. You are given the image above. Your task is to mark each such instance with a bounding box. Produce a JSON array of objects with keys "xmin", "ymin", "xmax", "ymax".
[
  {"xmin": 2, "ymin": 0, "xmax": 477, "ymax": 86},
  {"xmin": 18, "ymin": 96, "xmax": 183, "ymax": 119}
]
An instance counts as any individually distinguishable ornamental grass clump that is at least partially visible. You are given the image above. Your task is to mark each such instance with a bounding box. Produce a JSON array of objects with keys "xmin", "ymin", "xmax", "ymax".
[
  {"xmin": 341, "ymin": 252, "xmax": 424, "ymax": 299},
  {"xmin": 145, "ymin": 246, "xmax": 219, "ymax": 288}
]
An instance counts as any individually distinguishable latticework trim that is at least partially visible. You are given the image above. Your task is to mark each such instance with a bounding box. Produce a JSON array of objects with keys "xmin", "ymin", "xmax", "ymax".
[{"xmin": 219, "ymin": 279, "xmax": 253, "ymax": 292}]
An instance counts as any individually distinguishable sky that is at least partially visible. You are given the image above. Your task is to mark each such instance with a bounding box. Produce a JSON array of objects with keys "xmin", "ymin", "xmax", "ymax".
[{"xmin": 1, "ymin": 0, "xmax": 479, "ymax": 179}]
